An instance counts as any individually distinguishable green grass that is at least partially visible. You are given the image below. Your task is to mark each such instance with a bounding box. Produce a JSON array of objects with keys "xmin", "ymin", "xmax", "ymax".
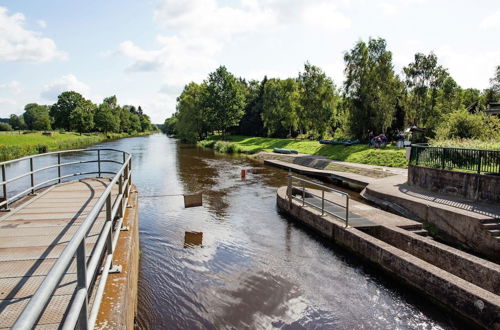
[
  {"xmin": 199, "ymin": 135, "xmax": 408, "ymax": 168},
  {"xmin": 0, "ymin": 131, "xmax": 153, "ymax": 161}
]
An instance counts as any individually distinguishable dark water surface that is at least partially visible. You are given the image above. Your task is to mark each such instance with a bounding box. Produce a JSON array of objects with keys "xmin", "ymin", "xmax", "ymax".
[{"xmin": 23, "ymin": 134, "xmax": 463, "ymax": 329}]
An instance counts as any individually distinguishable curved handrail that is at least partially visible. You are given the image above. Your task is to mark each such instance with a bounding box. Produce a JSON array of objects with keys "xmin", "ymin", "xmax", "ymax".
[{"xmin": 8, "ymin": 148, "xmax": 132, "ymax": 330}]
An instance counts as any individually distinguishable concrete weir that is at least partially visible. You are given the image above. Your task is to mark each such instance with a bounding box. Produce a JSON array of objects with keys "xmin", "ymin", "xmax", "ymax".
[{"xmin": 276, "ymin": 186, "xmax": 500, "ymax": 329}]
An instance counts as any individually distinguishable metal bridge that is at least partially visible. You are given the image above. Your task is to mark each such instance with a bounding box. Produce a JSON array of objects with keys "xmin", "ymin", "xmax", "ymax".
[{"xmin": 0, "ymin": 149, "xmax": 132, "ymax": 329}]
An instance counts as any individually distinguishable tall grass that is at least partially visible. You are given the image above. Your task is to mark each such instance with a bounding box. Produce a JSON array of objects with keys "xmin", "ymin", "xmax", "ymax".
[{"xmin": 0, "ymin": 131, "xmax": 153, "ymax": 162}]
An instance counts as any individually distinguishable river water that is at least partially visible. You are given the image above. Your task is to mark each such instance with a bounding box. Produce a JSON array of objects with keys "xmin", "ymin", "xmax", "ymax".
[{"xmin": 7, "ymin": 134, "xmax": 464, "ymax": 329}]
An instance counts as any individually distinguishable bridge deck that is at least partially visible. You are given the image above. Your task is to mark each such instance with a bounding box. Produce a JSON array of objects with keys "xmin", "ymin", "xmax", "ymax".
[{"xmin": 0, "ymin": 178, "xmax": 116, "ymax": 329}]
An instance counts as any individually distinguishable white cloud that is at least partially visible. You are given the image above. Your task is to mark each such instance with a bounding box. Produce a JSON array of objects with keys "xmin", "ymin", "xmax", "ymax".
[
  {"xmin": 302, "ymin": 2, "xmax": 351, "ymax": 31},
  {"xmin": 36, "ymin": 19, "xmax": 47, "ymax": 28},
  {"xmin": 41, "ymin": 74, "xmax": 90, "ymax": 100},
  {"xmin": 0, "ymin": 80, "xmax": 22, "ymax": 94},
  {"xmin": 153, "ymin": 0, "xmax": 278, "ymax": 38},
  {"xmin": 0, "ymin": 7, "xmax": 66, "ymax": 62},
  {"xmin": 480, "ymin": 10, "xmax": 500, "ymax": 29}
]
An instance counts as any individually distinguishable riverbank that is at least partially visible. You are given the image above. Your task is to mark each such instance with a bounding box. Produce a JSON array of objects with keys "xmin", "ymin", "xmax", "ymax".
[
  {"xmin": 0, "ymin": 131, "xmax": 154, "ymax": 161},
  {"xmin": 198, "ymin": 135, "xmax": 408, "ymax": 168}
]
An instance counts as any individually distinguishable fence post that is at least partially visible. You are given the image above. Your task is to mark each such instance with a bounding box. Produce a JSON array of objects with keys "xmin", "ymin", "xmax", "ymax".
[
  {"xmin": 97, "ymin": 150, "xmax": 101, "ymax": 178},
  {"xmin": 2, "ymin": 164, "xmax": 7, "ymax": 210},
  {"xmin": 30, "ymin": 158, "xmax": 35, "ymax": 195},
  {"xmin": 441, "ymin": 148, "xmax": 446, "ymax": 170},
  {"xmin": 57, "ymin": 153, "xmax": 62, "ymax": 184},
  {"xmin": 477, "ymin": 150, "xmax": 482, "ymax": 174},
  {"xmin": 76, "ymin": 241, "xmax": 89, "ymax": 329}
]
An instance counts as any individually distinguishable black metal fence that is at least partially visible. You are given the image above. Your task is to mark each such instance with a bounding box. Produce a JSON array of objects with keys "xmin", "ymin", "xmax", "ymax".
[{"xmin": 409, "ymin": 145, "xmax": 500, "ymax": 174}]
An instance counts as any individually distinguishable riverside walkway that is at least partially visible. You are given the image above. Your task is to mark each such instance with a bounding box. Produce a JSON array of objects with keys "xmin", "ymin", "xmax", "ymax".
[{"xmin": 0, "ymin": 149, "xmax": 135, "ymax": 329}]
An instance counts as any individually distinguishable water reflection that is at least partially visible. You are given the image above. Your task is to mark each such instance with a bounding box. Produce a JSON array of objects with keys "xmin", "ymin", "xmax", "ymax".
[{"xmin": 184, "ymin": 231, "xmax": 203, "ymax": 248}]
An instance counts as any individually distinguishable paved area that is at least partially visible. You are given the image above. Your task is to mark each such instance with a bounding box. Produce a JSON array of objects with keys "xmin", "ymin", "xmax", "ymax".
[
  {"xmin": 0, "ymin": 178, "xmax": 115, "ymax": 329},
  {"xmin": 366, "ymin": 174, "xmax": 500, "ymax": 219}
]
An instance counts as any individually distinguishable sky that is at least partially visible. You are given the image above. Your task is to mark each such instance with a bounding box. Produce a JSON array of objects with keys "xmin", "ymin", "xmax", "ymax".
[{"xmin": 0, "ymin": 0, "xmax": 499, "ymax": 123}]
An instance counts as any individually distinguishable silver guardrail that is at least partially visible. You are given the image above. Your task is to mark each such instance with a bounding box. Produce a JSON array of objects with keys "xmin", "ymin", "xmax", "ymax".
[
  {"xmin": 3, "ymin": 148, "xmax": 132, "ymax": 330},
  {"xmin": 287, "ymin": 171, "xmax": 350, "ymax": 227}
]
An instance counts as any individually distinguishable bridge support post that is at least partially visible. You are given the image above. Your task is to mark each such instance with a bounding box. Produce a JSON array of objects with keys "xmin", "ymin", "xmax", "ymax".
[{"xmin": 76, "ymin": 241, "xmax": 89, "ymax": 330}]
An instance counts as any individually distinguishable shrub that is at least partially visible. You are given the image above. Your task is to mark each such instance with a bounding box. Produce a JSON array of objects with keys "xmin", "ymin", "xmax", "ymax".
[
  {"xmin": 213, "ymin": 141, "xmax": 242, "ymax": 153},
  {"xmin": 36, "ymin": 144, "xmax": 48, "ymax": 153},
  {"xmin": 435, "ymin": 110, "xmax": 499, "ymax": 140},
  {"xmin": 0, "ymin": 122, "xmax": 13, "ymax": 131}
]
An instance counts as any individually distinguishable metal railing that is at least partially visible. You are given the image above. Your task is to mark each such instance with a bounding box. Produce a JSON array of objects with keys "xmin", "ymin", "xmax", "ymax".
[
  {"xmin": 287, "ymin": 172, "xmax": 350, "ymax": 227},
  {"xmin": 2, "ymin": 148, "xmax": 132, "ymax": 330},
  {"xmin": 409, "ymin": 145, "xmax": 500, "ymax": 174}
]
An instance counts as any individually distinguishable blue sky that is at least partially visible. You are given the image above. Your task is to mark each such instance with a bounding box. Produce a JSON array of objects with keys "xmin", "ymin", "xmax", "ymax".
[{"xmin": 0, "ymin": 0, "xmax": 499, "ymax": 123}]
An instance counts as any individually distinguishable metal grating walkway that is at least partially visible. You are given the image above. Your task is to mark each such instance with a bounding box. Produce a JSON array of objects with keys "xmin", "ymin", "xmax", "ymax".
[{"xmin": 0, "ymin": 178, "xmax": 116, "ymax": 329}]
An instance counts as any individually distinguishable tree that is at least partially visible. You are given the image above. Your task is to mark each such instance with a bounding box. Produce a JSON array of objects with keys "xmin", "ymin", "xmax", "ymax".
[
  {"xmin": 70, "ymin": 107, "xmax": 94, "ymax": 134},
  {"xmin": 50, "ymin": 91, "xmax": 95, "ymax": 130},
  {"xmin": 238, "ymin": 78, "xmax": 266, "ymax": 136},
  {"xmin": 203, "ymin": 66, "xmax": 245, "ymax": 134},
  {"xmin": 9, "ymin": 114, "xmax": 27, "ymax": 130},
  {"xmin": 298, "ymin": 62, "xmax": 338, "ymax": 138},
  {"xmin": 343, "ymin": 38, "xmax": 400, "ymax": 139},
  {"xmin": 403, "ymin": 52, "xmax": 449, "ymax": 127},
  {"xmin": 261, "ymin": 78, "xmax": 300, "ymax": 137},
  {"xmin": 175, "ymin": 82, "xmax": 208, "ymax": 142},
  {"xmin": 94, "ymin": 103, "xmax": 119, "ymax": 133},
  {"xmin": 23, "ymin": 103, "xmax": 51, "ymax": 130},
  {"xmin": 0, "ymin": 122, "xmax": 13, "ymax": 131},
  {"xmin": 490, "ymin": 65, "xmax": 500, "ymax": 96},
  {"xmin": 163, "ymin": 115, "xmax": 178, "ymax": 135},
  {"xmin": 129, "ymin": 113, "xmax": 141, "ymax": 132},
  {"xmin": 140, "ymin": 114, "xmax": 152, "ymax": 132}
]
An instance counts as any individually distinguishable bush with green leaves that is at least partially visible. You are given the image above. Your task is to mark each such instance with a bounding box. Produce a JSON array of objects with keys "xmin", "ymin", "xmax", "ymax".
[
  {"xmin": 0, "ymin": 122, "xmax": 13, "ymax": 131},
  {"xmin": 435, "ymin": 110, "xmax": 500, "ymax": 140}
]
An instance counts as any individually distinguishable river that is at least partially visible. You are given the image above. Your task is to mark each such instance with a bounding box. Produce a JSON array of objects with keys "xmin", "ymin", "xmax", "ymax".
[{"xmin": 7, "ymin": 133, "xmax": 465, "ymax": 329}]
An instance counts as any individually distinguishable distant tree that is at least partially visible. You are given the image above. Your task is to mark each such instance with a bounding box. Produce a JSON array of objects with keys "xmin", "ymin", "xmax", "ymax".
[
  {"xmin": 344, "ymin": 38, "xmax": 399, "ymax": 139},
  {"xmin": 50, "ymin": 91, "xmax": 95, "ymax": 130},
  {"xmin": 490, "ymin": 65, "xmax": 500, "ymax": 96},
  {"xmin": 70, "ymin": 107, "xmax": 94, "ymax": 134},
  {"xmin": 203, "ymin": 66, "xmax": 245, "ymax": 135},
  {"xmin": 298, "ymin": 62, "xmax": 338, "ymax": 138},
  {"xmin": 94, "ymin": 103, "xmax": 119, "ymax": 133},
  {"xmin": 262, "ymin": 78, "xmax": 300, "ymax": 137},
  {"xmin": 23, "ymin": 103, "xmax": 51, "ymax": 130},
  {"xmin": 0, "ymin": 122, "xmax": 13, "ymax": 131},
  {"xmin": 403, "ymin": 52, "xmax": 449, "ymax": 127},
  {"xmin": 9, "ymin": 114, "xmax": 27, "ymax": 130},
  {"xmin": 163, "ymin": 115, "xmax": 178, "ymax": 135},
  {"xmin": 175, "ymin": 82, "xmax": 208, "ymax": 142},
  {"xmin": 129, "ymin": 113, "xmax": 141, "ymax": 132},
  {"xmin": 103, "ymin": 95, "xmax": 118, "ymax": 109},
  {"xmin": 119, "ymin": 107, "xmax": 132, "ymax": 133},
  {"xmin": 140, "ymin": 114, "xmax": 152, "ymax": 132},
  {"xmin": 238, "ymin": 77, "xmax": 266, "ymax": 136}
]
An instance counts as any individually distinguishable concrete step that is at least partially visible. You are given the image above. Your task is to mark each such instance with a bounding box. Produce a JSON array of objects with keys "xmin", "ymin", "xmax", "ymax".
[
  {"xmin": 482, "ymin": 222, "xmax": 500, "ymax": 230},
  {"xmin": 408, "ymin": 229, "xmax": 428, "ymax": 237},
  {"xmin": 479, "ymin": 218, "xmax": 500, "ymax": 224},
  {"xmin": 488, "ymin": 229, "xmax": 500, "ymax": 237}
]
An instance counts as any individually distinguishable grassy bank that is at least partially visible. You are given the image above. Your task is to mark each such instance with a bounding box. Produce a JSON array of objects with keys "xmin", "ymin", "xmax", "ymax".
[
  {"xmin": 0, "ymin": 131, "xmax": 153, "ymax": 161},
  {"xmin": 198, "ymin": 135, "xmax": 408, "ymax": 168}
]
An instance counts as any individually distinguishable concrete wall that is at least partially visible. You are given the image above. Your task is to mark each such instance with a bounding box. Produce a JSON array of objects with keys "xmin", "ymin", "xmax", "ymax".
[
  {"xmin": 408, "ymin": 165, "xmax": 500, "ymax": 204},
  {"xmin": 276, "ymin": 187, "xmax": 500, "ymax": 329}
]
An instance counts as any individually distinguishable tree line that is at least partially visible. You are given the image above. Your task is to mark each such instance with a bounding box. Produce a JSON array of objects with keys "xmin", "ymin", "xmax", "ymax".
[
  {"xmin": 163, "ymin": 37, "xmax": 500, "ymax": 143},
  {"xmin": 3, "ymin": 91, "xmax": 154, "ymax": 134}
]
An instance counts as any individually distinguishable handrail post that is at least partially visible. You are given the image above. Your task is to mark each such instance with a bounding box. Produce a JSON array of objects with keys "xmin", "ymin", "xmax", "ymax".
[
  {"xmin": 118, "ymin": 174, "xmax": 124, "ymax": 218},
  {"xmin": 345, "ymin": 196, "xmax": 349, "ymax": 228},
  {"xmin": 2, "ymin": 164, "xmax": 7, "ymax": 210},
  {"xmin": 321, "ymin": 190, "xmax": 324, "ymax": 215},
  {"xmin": 58, "ymin": 153, "xmax": 62, "ymax": 184},
  {"xmin": 302, "ymin": 183, "xmax": 305, "ymax": 206},
  {"xmin": 287, "ymin": 170, "xmax": 292, "ymax": 205},
  {"xmin": 30, "ymin": 158, "xmax": 35, "ymax": 195},
  {"xmin": 97, "ymin": 150, "xmax": 101, "ymax": 178},
  {"xmin": 76, "ymin": 241, "xmax": 89, "ymax": 330},
  {"xmin": 105, "ymin": 194, "xmax": 114, "ymax": 265}
]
